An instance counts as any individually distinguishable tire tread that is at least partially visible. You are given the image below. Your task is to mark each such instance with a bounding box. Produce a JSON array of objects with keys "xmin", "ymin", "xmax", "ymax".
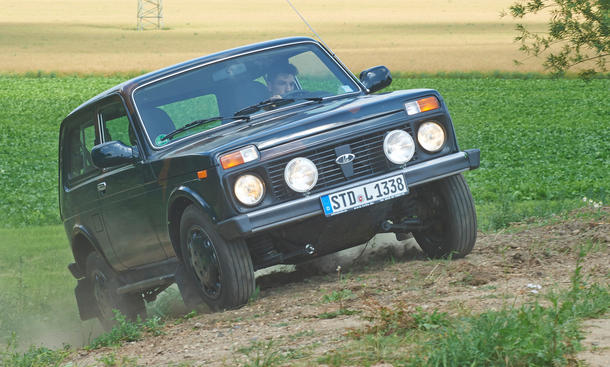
[{"xmin": 413, "ymin": 174, "xmax": 477, "ymax": 259}]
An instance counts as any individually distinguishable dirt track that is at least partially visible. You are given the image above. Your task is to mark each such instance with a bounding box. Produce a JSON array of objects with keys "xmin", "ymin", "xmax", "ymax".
[{"xmin": 69, "ymin": 208, "xmax": 609, "ymax": 366}]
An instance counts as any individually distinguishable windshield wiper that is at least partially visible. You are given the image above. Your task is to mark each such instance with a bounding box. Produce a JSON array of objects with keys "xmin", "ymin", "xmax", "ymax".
[
  {"xmin": 233, "ymin": 97, "xmax": 323, "ymax": 117},
  {"xmin": 234, "ymin": 98, "xmax": 295, "ymax": 117},
  {"xmin": 161, "ymin": 115, "xmax": 249, "ymax": 142}
]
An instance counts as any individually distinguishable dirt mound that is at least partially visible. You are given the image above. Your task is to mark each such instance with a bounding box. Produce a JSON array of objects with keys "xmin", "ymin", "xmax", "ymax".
[{"xmin": 69, "ymin": 208, "xmax": 609, "ymax": 366}]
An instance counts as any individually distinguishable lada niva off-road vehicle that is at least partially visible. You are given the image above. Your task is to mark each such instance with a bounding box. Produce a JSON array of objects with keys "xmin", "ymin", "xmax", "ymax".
[{"xmin": 59, "ymin": 37, "xmax": 480, "ymax": 327}]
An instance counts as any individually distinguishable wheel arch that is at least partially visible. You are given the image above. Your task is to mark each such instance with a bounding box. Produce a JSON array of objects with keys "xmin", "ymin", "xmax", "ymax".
[
  {"xmin": 167, "ymin": 186, "xmax": 218, "ymax": 260},
  {"xmin": 70, "ymin": 225, "xmax": 102, "ymax": 278}
]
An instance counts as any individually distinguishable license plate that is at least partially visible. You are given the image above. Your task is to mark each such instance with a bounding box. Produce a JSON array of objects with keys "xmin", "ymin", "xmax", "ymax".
[{"xmin": 320, "ymin": 174, "xmax": 408, "ymax": 216}]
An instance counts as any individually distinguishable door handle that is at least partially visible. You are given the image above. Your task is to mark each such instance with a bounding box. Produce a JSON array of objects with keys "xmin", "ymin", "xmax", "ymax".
[{"xmin": 97, "ymin": 182, "xmax": 107, "ymax": 192}]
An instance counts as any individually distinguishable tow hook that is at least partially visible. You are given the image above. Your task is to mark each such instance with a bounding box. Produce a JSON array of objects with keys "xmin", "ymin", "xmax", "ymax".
[
  {"xmin": 282, "ymin": 244, "xmax": 317, "ymax": 261},
  {"xmin": 380, "ymin": 219, "xmax": 429, "ymax": 233},
  {"xmin": 304, "ymin": 244, "xmax": 316, "ymax": 255},
  {"xmin": 256, "ymin": 244, "xmax": 317, "ymax": 269}
]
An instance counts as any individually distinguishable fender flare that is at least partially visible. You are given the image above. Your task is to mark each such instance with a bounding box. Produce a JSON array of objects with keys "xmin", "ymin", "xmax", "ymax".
[{"xmin": 166, "ymin": 185, "xmax": 218, "ymax": 259}]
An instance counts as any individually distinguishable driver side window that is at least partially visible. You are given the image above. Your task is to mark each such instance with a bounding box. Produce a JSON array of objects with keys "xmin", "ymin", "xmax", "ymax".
[{"xmin": 100, "ymin": 99, "xmax": 136, "ymax": 146}]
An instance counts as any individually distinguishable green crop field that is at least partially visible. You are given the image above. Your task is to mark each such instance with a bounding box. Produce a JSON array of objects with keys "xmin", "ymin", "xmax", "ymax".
[
  {"xmin": 0, "ymin": 75, "xmax": 126, "ymax": 227},
  {"xmin": 1, "ymin": 74, "xmax": 608, "ymax": 229}
]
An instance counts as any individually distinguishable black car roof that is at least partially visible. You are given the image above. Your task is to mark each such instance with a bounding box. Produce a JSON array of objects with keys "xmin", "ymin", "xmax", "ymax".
[{"xmin": 67, "ymin": 36, "xmax": 320, "ymax": 117}]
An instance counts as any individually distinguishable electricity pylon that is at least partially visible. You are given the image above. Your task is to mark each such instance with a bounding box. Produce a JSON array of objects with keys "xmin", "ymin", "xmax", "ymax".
[{"xmin": 137, "ymin": 0, "xmax": 163, "ymax": 30}]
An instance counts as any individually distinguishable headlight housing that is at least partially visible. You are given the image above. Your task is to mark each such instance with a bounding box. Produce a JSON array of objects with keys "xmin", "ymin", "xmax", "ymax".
[
  {"xmin": 284, "ymin": 157, "xmax": 318, "ymax": 193},
  {"xmin": 383, "ymin": 130, "xmax": 415, "ymax": 164},
  {"xmin": 417, "ymin": 121, "xmax": 446, "ymax": 152},
  {"xmin": 234, "ymin": 174, "xmax": 265, "ymax": 206}
]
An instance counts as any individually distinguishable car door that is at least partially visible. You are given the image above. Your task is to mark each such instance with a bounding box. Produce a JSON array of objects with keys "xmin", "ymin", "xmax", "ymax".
[
  {"xmin": 60, "ymin": 108, "xmax": 121, "ymax": 266},
  {"xmin": 96, "ymin": 95, "xmax": 169, "ymax": 270}
]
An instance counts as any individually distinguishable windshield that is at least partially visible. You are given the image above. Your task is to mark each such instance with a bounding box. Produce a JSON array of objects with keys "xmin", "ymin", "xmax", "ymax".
[{"xmin": 133, "ymin": 42, "xmax": 361, "ymax": 147}]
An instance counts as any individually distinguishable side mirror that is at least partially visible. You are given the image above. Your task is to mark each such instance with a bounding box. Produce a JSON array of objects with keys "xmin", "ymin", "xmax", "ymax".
[
  {"xmin": 91, "ymin": 141, "xmax": 137, "ymax": 169},
  {"xmin": 359, "ymin": 66, "xmax": 392, "ymax": 94}
]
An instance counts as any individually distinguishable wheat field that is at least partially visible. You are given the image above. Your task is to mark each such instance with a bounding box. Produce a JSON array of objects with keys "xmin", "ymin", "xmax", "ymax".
[{"xmin": 0, "ymin": 0, "xmax": 549, "ymax": 73}]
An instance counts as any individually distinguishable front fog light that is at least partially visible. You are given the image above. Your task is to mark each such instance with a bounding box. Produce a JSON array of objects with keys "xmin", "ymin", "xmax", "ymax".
[
  {"xmin": 383, "ymin": 130, "xmax": 415, "ymax": 164},
  {"xmin": 284, "ymin": 157, "xmax": 318, "ymax": 193},
  {"xmin": 234, "ymin": 174, "xmax": 265, "ymax": 206},
  {"xmin": 417, "ymin": 121, "xmax": 446, "ymax": 152}
]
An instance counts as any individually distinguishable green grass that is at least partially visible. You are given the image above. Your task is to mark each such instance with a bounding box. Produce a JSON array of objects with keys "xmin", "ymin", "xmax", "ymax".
[
  {"xmin": 86, "ymin": 312, "xmax": 164, "ymax": 350},
  {"xmin": 0, "ymin": 336, "xmax": 71, "ymax": 367},
  {"xmin": 0, "ymin": 74, "xmax": 608, "ymax": 228},
  {"xmin": 0, "ymin": 224, "xmax": 174, "ymax": 348},
  {"xmin": 0, "ymin": 225, "xmax": 94, "ymax": 346},
  {"xmin": 0, "ymin": 75, "xmax": 125, "ymax": 227},
  {"xmin": 0, "ymin": 312, "xmax": 164, "ymax": 367},
  {"xmin": 389, "ymin": 77, "xmax": 609, "ymax": 203}
]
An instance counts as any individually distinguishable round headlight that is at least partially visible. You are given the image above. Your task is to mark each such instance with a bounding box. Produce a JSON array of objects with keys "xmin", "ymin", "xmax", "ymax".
[
  {"xmin": 383, "ymin": 130, "xmax": 415, "ymax": 164},
  {"xmin": 417, "ymin": 121, "xmax": 446, "ymax": 152},
  {"xmin": 234, "ymin": 174, "xmax": 265, "ymax": 206},
  {"xmin": 284, "ymin": 157, "xmax": 318, "ymax": 193}
]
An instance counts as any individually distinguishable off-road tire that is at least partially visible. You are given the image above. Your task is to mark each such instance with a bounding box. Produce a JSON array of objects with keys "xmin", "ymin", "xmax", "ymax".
[
  {"xmin": 86, "ymin": 252, "xmax": 146, "ymax": 330},
  {"xmin": 412, "ymin": 174, "xmax": 477, "ymax": 259},
  {"xmin": 179, "ymin": 205, "xmax": 254, "ymax": 311}
]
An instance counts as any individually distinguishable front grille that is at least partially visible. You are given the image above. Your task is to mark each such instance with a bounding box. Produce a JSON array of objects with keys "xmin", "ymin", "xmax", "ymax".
[{"xmin": 266, "ymin": 124, "xmax": 417, "ymax": 201}]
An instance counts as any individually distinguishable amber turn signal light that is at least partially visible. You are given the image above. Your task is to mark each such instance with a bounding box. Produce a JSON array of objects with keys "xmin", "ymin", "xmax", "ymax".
[
  {"xmin": 219, "ymin": 145, "xmax": 259, "ymax": 169},
  {"xmin": 404, "ymin": 96, "xmax": 441, "ymax": 115},
  {"xmin": 417, "ymin": 96, "xmax": 440, "ymax": 112},
  {"xmin": 220, "ymin": 151, "xmax": 245, "ymax": 169},
  {"xmin": 197, "ymin": 170, "xmax": 208, "ymax": 179}
]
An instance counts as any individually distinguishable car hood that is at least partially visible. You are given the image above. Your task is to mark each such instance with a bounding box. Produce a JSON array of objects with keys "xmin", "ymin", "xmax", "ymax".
[{"xmin": 161, "ymin": 89, "xmax": 437, "ymax": 164}]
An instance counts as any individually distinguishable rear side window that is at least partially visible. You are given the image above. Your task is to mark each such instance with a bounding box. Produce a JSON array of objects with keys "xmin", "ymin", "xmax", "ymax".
[{"xmin": 65, "ymin": 118, "xmax": 98, "ymax": 182}]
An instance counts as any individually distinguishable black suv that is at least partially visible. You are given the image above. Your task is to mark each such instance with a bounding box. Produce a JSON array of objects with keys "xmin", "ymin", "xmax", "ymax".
[{"xmin": 59, "ymin": 37, "xmax": 480, "ymax": 327}]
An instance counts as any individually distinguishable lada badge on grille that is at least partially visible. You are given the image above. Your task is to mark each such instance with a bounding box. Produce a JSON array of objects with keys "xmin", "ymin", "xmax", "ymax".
[{"xmin": 335, "ymin": 153, "xmax": 355, "ymax": 165}]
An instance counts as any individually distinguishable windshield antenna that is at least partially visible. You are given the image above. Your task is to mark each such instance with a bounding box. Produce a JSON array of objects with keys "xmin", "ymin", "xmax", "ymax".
[{"xmin": 284, "ymin": 0, "xmax": 335, "ymax": 56}]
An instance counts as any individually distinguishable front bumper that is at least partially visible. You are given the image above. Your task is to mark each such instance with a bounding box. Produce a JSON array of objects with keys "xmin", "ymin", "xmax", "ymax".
[{"xmin": 218, "ymin": 149, "xmax": 480, "ymax": 240}]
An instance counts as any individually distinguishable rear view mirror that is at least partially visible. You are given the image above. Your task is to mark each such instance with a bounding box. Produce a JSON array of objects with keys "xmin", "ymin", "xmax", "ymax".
[
  {"xmin": 213, "ymin": 62, "xmax": 247, "ymax": 81},
  {"xmin": 91, "ymin": 141, "xmax": 137, "ymax": 168},
  {"xmin": 359, "ymin": 66, "xmax": 392, "ymax": 93}
]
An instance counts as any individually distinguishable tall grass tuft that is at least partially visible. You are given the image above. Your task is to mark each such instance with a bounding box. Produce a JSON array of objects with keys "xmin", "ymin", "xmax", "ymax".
[
  {"xmin": 0, "ymin": 334, "xmax": 70, "ymax": 367},
  {"xmin": 87, "ymin": 311, "xmax": 164, "ymax": 350}
]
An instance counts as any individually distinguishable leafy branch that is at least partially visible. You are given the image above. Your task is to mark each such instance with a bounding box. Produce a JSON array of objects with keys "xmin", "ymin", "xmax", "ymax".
[{"xmin": 504, "ymin": 0, "xmax": 609, "ymax": 78}]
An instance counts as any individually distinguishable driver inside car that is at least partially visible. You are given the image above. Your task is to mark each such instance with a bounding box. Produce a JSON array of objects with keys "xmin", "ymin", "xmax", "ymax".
[{"xmin": 265, "ymin": 62, "xmax": 299, "ymax": 98}]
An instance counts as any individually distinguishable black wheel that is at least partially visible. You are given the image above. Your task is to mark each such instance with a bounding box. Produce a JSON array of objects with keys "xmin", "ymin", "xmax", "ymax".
[
  {"xmin": 412, "ymin": 174, "xmax": 477, "ymax": 259},
  {"xmin": 86, "ymin": 252, "xmax": 146, "ymax": 330},
  {"xmin": 179, "ymin": 205, "xmax": 254, "ymax": 311}
]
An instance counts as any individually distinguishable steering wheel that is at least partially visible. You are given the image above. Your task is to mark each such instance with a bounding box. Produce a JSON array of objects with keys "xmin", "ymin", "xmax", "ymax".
[
  {"xmin": 282, "ymin": 90, "xmax": 331, "ymax": 99},
  {"xmin": 281, "ymin": 90, "xmax": 313, "ymax": 99}
]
